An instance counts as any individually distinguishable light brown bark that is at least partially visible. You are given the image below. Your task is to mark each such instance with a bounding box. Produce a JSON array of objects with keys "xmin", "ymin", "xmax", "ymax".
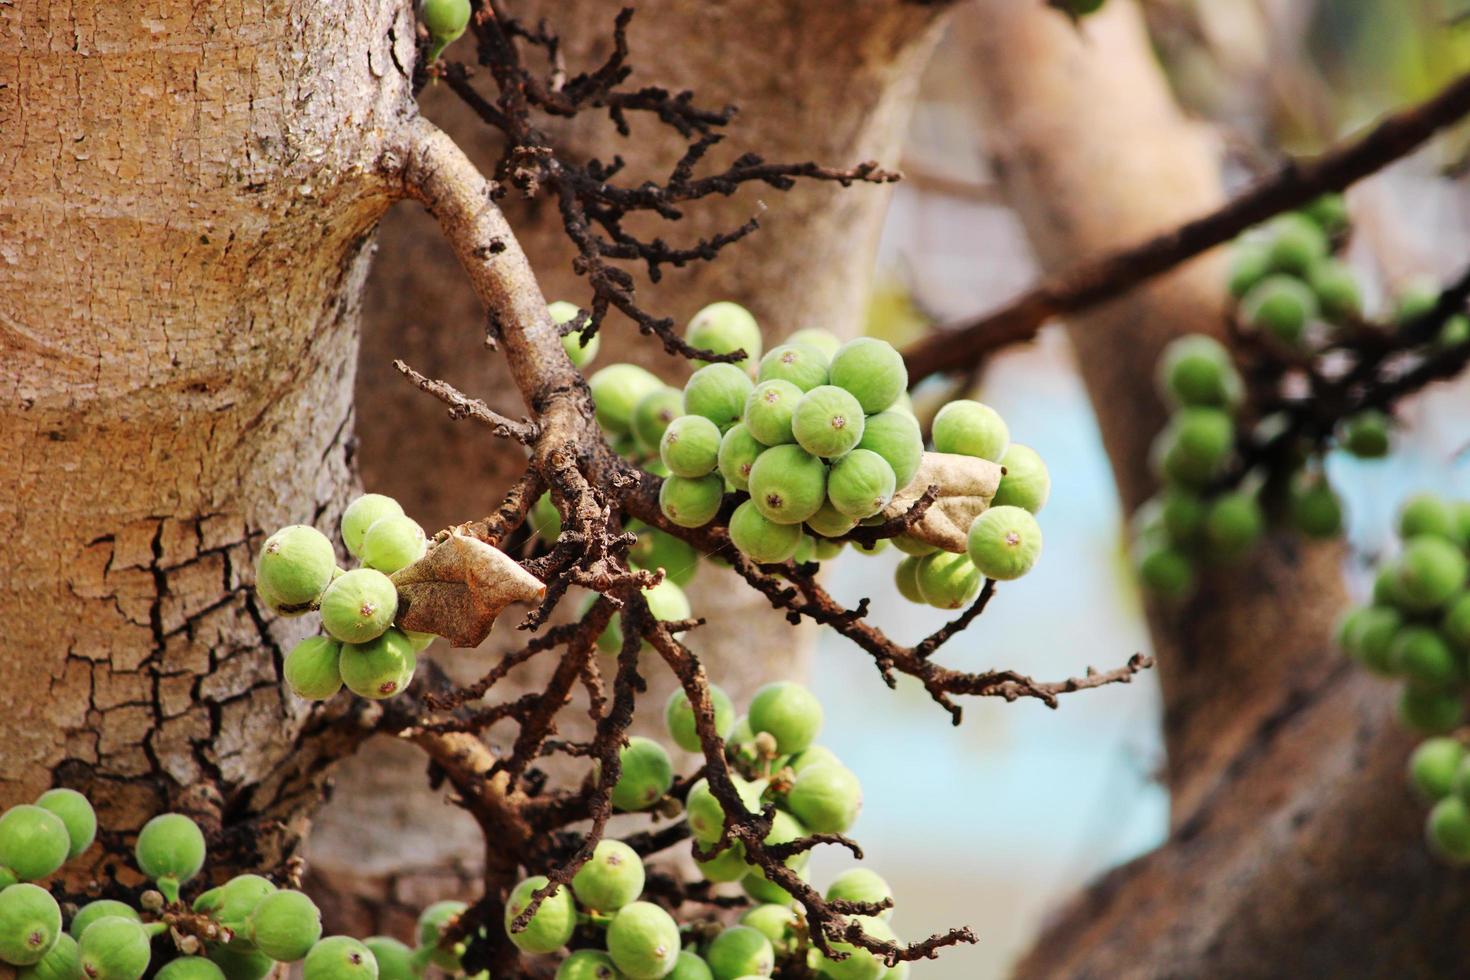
[
  {"xmin": 0, "ymin": 0, "xmax": 414, "ymax": 868},
  {"xmin": 959, "ymin": 3, "xmax": 1466, "ymax": 976},
  {"xmin": 311, "ymin": 0, "xmax": 953, "ymax": 931}
]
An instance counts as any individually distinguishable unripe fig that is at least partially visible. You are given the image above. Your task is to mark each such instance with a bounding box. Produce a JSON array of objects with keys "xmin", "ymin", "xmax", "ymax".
[
  {"xmin": 610, "ymin": 737, "xmax": 675, "ymax": 812},
  {"xmin": 1240, "ymin": 274, "xmax": 1318, "ymax": 346},
  {"xmin": 1202, "ymin": 492, "xmax": 1263, "ymax": 564},
  {"xmin": 667, "ymin": 951, "xmax": 714, "ymax": 980},
  {"xmin": 741, "ymin": 868, "xmax": 804, "ymax": 908},
  {"xmin": 891, "ymin": 534, "xmax": 937, "ymax": 557},
  {"xmin": 717, "ymin": 424, "xmax": 764, "ymax": 492},
  {"xmin": 660, "ymin": 415, "xmax": 723, "ymax": 478},
  {"xmin": 0, "ymin": 884, "xmax": 61, "ymax": 966},
  {"xmin": 665, "ymin": 684, "xmax": 735, "ymax": 753},
  {"xmin": 1133, "ymin": 542, "xmax": 1195, "ymax": 600},
  {"xmin": 705, "ymin": 926, "xmax": 774, "ymax": 980},
  {"xmin": 1393, "ymin": 276, "xmax": 1440, "ymax": 328},
  {"xmin": 825, "ymin": 451, "xmax": 895, "ymax": 521},
  {"xmin": 1396, "ymin": 535, "xmax": 1468, "ymax": 611},
  {"xmin": 302, "ymin": 938, "xmax": 377, "ymax": 980},
  {"xmin": 1155, "ymin": 335, "xmax": 1242, "ymax": 409},
  {"xmin": 416, "ymin": 900, "xmax": 467, "ymax": 971},
  {"xmin": 550, "ymin": 301, "xmax": 600, "ymax": 369},
  {"xmin": 931, "ymin": 400, "xmax": 1008, "ymax": 461},
  {"xmin": 339, "ymin": 629, "xmax": 416, "ymax": 700},
  {"xmin": 786, "ymin": 328, "xmax": 842, "ymax": 358},
  {"xmin": 743, "ymin": 380, "xmax": 803, "ymax": 447},
  {"xmin": 591, "ymin": 364, "xmax": 665, "ymax": 436},
  {"xmin": 320, "ymin": 568, "xmax": 398, "ymax": 644},
  {"xmin": 1392, "ymin": 627, "xmax": 1460, "ymax": 689},
  {"xmin": 20, "ymin": 932, "xmax": 78, "ymax": 980},
  {"xmin": 135, "ymin": 813, "xmax": 205, "ymax": 886},
  {"xmin": 1151, "ymin": 408, "xmax": 1233, "ymax": 487},
  {"xmin": 729, "ymin": 501, "xmax": 803, "ymax": 564},
  {"xmin": 1227, "ymin": 240, "xmax": 1272, "ymax": 298},
  {"xmin": 967, "ymin": 506, "xmax": 1043, "ymax": 581},
  {"xmin": 360, "ymin": 515, "xmax": 427, "ymax": 574},
  {"xmin": 991, "ymin": 444, "xmax": 1050, "ymax": 514},
  {"xmin": 852, "ymin": 537, "xmax": 888, "ymax": 557},
  {"xmin": 856, "ymin": 411, "xmax": 923, "ymax": 491},
  {"xmin": 1439, "ymin": 314, "xmax": 1470, "ymax": 349},
  {"xmin": 1428, "ymin": 796, "xmax": 1470, "ymax": 864},
  {"xmin": 1443, "ymin": 593, "xmax": 1470, "ymax": 652},
  {"xmin": 156, "ymin": 960, "xmax": 227, "ymax": 980},
  {"xmin": 1399, "ymin": 685, "xmax": 1464, "ymax": 734},
  {"xmin": 758, "ymin": 344, "xmax": 829, "ymax": 392},
  {"xmin": 1411, "ymin": 737, "xmax": 1467, "ymax": 802},
  {"xmin": 209, "ymin": 873, "xmax": 277, "ymax": 937},
  {"xmin": 1302, "ymin": 193, "xmax": 1349, "ymax": 235},
  {"xmin": 571, "ymin": 839, "xmax": 645, "ymax": 913},
  {"xmin": 557, "ymin": 949, "xmax": 626, "ymax": 980},
  {"xmin": 342, "ymin": 495, "xmax": 404, "ymax": 559},
  {"xmin": 68, "ymin": 903, "xmax": 137, "ymax": 943},
  {"xmin": 1266, "ymin": 213, "xmax": 1329, "ymax": 276},
  {"xmin": 791, "ymin": 386, "xmax": 865, "ymax": 459},
  {"xmin": 893, "ymin": 556, "xmax": 925, "ymax": 605},
  {"xmin": 77, "ymin": 916, "xmax": 150, "ymax": 980},
  {"xmin": 685, "ymin": 777, "xmax": 765, "ymax": 844},
  {"xmin": 811, "ymin": 537, "xmax": 845, "ymax": 561},
  {"xmin": 35, "ymin": 788, "xmax": 95, "ymax": 861},
  {"xmin": 827, "ymin": 338, "xmax": 906, "ymax": 414},
  {"xmin": 1288, "ymin": 471, "xmax": 1343, "ymax": 539},
  {"xmin": 605, "ymin": 902, "xmax": 681, "ymax": 980},
  {"xmin": 0, "ymin": 804, "xmax": 69, "ymax": 883},
  {"xmin": 206, "ymin": 945, "xmax": 274, "ymax": 980},
  {"xmin": 813, "ymin": 915, "xmax": 896, "ymax": 980},
  {"xmin": 505, "ymin": 877, "xmax": 576, "ymax": 956},
  {"xmin": 1307, "ymin": 259, "xmax": 1362, "ymax": 322},
  {"xmin": 531, "ymin": 493, "xmax": 563, "ymax": 542},
  {"xmin": 785, "ymin": 763, "xmax": 862, "ymax": 834},
  {"xmin": 256, "ymin": 525, "xmax": 337, "ymax": 610},
  {"xmin": 748, "ymin": 445, "xmax": 826, "ymax": 525},
  {"xmin": 631, "ymin": 529, "xmax": 701, "ymax": 587},
  {"xmin": 659, "ymin": 474, "xmax": 724, "ymax": 529},
  {"xmin": 915, "ymin": 551, "xmax": 983, "ymax": 608},
  {"xmin": 686, "ymin": 302, "xmax": 762, "ymax": 367},
  {"xmin": 284, "ymin": 636, "xmax": 344, "ymax": 701},
  {"xmin": 362, "ymin": 939, "xmax": 414, "ymax": 980},
  {"xmin": 805, "ymin": 500, "xmax": 857, "ymax": 539},
  {"xmin": 749, "ymin": 682, "xmax": 823, "ymax": 754},
  {"xmin": 825, "ymin": 868, "xmax": 894, "ymax": 920},
  {"xmin": 1338, "ymin": 410, "xmax": 1391, "ymax": 458},
  {"xmin": 694, "ymin": 839, "xmax": 750, "ymax": 883},
  {"xmin": 1158, "ymin": 488, "xmax": 1206, "ymax": 546},
  {"xmin": 632, "ymin": 388, "xmax": 686, "ymax": 454},
  {"xmin": 1350, "ymin": 605, "xmax": 1403, "ymax": 675},
  {"xmin": 739, "ymin": 905, "xmax": 798, "ymax": 951},
  {"xmin": 247, "ymin": 890, "xmax": 322, "ymax": 962},
  {"xmin": 420, "ymin": 0, "xmax": 470, "ymax": 60},
  {"xmin": 1399, "ymin": 493, "xmax": 1458, "ymax": 542},
  {"xmin": 684, "ymin": 364, "xmax": 755, "ymax": 432}
]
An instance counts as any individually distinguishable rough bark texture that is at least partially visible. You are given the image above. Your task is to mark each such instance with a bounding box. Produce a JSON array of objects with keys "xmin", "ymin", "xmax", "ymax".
[
  {"xmin": 307, "ymin": 0, "xmax": 951, "ymax": 931},
  {"xmin": 960, "ymin": 4, "xmax": 1466, "ymax": 976},
  {"xmin": 0, "ymin": 0, "xmax": 415, "ymax": 872}
]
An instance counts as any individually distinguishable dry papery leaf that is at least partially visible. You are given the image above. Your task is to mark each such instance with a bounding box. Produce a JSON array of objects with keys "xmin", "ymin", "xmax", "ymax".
[
  {"xmin": 882, "ymin": 451, "xmax": 1003, "ymax": 553},
  {"xmin": 392, "ymin": 532, "xmax": 546, "ymax": 647}
]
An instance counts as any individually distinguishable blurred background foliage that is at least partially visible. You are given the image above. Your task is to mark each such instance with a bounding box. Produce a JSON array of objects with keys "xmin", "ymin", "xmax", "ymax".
[{"xmin": 816, "ymin": 2, "xmax": 1470, "ymax": 976}]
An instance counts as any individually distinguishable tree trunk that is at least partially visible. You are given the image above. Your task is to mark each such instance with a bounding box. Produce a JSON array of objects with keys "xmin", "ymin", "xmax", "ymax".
[
  {"xmin": 0, "ymin": 0, "xmax": 415, "ymax": 874},
  {"xmin": 960, "ymin": 3, "xmax": 1469, "ymax": 975},
  {"xmin": 306, "ymin": 0, "xmax": 954, "ymax": 933}
]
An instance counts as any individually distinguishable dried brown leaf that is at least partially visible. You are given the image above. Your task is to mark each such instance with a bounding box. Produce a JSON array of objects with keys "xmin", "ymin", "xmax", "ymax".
[
  {"xmin": 391, "ymin": 532, "xmax": 546, "ymax": 647},
  {"xmin": 883, "ymin": 452, "xmax": 1003, "ymax": 553}
]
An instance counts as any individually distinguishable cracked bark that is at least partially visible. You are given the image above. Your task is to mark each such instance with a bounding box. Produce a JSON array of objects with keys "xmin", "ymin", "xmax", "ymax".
[
  {"xmin": 0, "ymin": 0, "xmax": 416, "ymax": 880},
  {"xmin": 307, "ymin": 0, "xmax": 952, "ymax": 932},
  {"xmin": 954, "ymin": 3, "xmax": 1468, "ymax": 975}
]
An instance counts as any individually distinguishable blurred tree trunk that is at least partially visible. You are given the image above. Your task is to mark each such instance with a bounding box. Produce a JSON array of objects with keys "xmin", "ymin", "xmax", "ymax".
[
  {"xmin": 0, "ymin": 0, "xmax": 414, "ymax": 875},
  {"xmin": 961, "ymin": 3, "xmax": 1470, "ymax": 976},
  {"xmin": 305, "ymin": 0, "xmax": 950, "ymax": 935}
]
